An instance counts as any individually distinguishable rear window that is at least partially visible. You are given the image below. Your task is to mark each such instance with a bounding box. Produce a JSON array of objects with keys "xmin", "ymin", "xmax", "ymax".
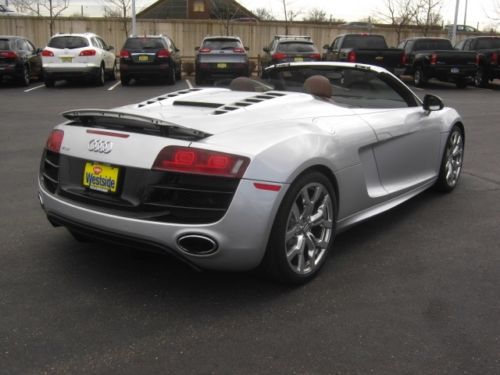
[
  {"xmin": 201, "ymin": 39, "xmax": 242, "ymax": 50},
  {"xmin": 0, "ymin": 39, "xmax": 12, "ymax": 50},
  {"xmin": 124, "ymin": 38, "xmax": 165, "ymax": 50},
  {"xmin": 476, "ymin": 38, "xmax": 500, "ymax": 49},
  {"xmin": 414, "ymin": 39, "xmax": 453, "ymax": 51},
  {"xmin": 48, "ymin": 36, "xmax": 89, "ymax": 49},
  {"xmin": 341, "ymin": 35, "xmax": 388, "ymax": 49},
  {"xmin": 277, "ymin": 42, "xmax": 317, "ymax": 53}
]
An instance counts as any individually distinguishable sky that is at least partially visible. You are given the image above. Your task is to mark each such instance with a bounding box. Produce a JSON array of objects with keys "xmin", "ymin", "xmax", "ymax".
[{"xmin": 11, "ymin": 0, "xmax": 499, "ymax": 31}]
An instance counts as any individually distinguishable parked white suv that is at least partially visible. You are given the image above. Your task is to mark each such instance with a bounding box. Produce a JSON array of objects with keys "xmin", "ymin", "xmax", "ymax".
[{"xmin": 41, "ymin": 33, "xmax": 117, "ymax": 87}]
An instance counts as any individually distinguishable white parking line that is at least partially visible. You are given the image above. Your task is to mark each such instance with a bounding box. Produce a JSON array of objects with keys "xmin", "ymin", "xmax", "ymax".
[
  {"xmin": 185, "ymin": 79, "xmax": 193, "ymax": 89},
  {"xmin": 24, "ymin": 84, "xmax": 45, "ymax": 93},
  {"xmin": 108, "ymin": 81, "xmax": 121, "ymax": 91}
]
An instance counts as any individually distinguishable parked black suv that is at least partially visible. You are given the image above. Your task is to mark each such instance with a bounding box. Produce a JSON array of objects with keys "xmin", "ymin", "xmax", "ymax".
[
  {"xmin": 260, "ymin": 35, "xmax": 321, "ymax": 75},
  {"xmin": 119, "ymin": 35, "xmax": 182, "ymax": 85},
  {"xmin": 0, "ymin": 35, "xmax": 42, "ymax": 86},
  {"xmin": 195, "ymin": 36, "xmax": 249, "ymax": 85}
]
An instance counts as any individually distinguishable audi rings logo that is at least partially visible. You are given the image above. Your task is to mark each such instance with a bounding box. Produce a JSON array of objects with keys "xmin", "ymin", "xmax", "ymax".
[{"xmin": 88, "ymin": 139, "xmax": 113, "ymax": 154}]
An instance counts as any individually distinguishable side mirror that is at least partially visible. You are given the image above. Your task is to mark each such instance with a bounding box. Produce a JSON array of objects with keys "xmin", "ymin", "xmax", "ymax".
[
  {"xmin": 263, "ymin": 47, "xmax": 270, "ymax": 53},
  {"xmin": 244, "ymin": 46, "xmax": 250, "ymax": 51},
  {"xmin": 36, "ymin": 47, "xmax": 43, "ymax": 54},
  {"xmin": 107, "ymin": 46, "xmax": 114, "ymax": 51},
  {"xmin": 175, "ymin": 48, "xmax": 180, "ymax": 52},
  {"xmin": 323, "ymin": 44, "xmax": 330, "ymax": 50},
  {"xmin": 195, "ymin": 46, "xmax": 200, "ymax": 51},
  {"xmin": 423, "ymin": 94, "xmax": 444, "ymax": 112}
]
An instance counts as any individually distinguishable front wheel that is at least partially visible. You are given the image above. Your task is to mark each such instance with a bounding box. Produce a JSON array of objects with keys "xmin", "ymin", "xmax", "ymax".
[
  {"xmin": 435, "ymin": 125, "xmax": 464, "ymax": 192},
  {"xmin": 260, "ymin": 171, "xmax": 337, "ymax": 284}
]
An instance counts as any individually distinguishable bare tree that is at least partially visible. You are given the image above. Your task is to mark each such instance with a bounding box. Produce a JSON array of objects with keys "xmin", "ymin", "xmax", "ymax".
[
  {"xmin": 103, "ymin": 0, "xmax": 132, "ymax": 38},
  {"xmin": 254, "ymin": 7, "xmax": 275, "ymax": 21},
  {"xmin": 282, "ymin": 0, "xmax": 301, "ymax": 34},
  {"xmin": 209, "ymin": 0, "xmax": 244, "ymax": 35},
  {"xmin": 376, "ymin": 0, "xmax": 416, "ymax": 44},
  {"xmin": 10, "ymin": 0, "xmax": 70, "ymax": 36},
  {"xmin": 413, "ymin": 0, "xmax": 442, "ymax": 36},
  {"xmin": 303, "ymin": 8, "xmax": 328, "ymax": 23}
]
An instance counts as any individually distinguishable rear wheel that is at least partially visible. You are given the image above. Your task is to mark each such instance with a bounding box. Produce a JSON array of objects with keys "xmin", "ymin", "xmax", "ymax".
[
  {"xmin": 108, "ymin": 62, "xmax": 117, "ymax": 81},
  {"xmin": 167, "ymin": 65, "xmax": 176, "ymax": 85},
  {"xmin": 120, "ymin": 73, "xmax": 130, "ymax": 86},
  {"xmin": 414, "ymin": 66, "xmax": 427, "ymax": 87},
  {"xmin": 44, "ymin": 77, "xmax": 55, "ymax": 87},
  {"xmin": 95, "ymin": 64, "xmax": 105, "ymax": 86},
  {"xmin": 260, "ymin": 171, "xmax": 337, "ymax": 284},
  {"xmin": 474, "ymin": 67, "xmax": 488, "ymax": 88},
  {"xmin": 175, "ymin": 63, "xmax": 182, "ymax": 80},
  {"xmin": 455, "ymin": 78, "xmax": 467, "ymax": 89},
  {"xmin": 20, "ymin": 65, "xmax": 30, "ymax": 86},
  {"xmin": 435, "ymin": 125, "xmax": 464, "ymax": 192}
]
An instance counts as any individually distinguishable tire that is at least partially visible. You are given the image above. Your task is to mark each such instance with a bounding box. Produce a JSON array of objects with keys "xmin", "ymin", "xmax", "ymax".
[
  {"xmin": 95, "ymin": 64, "xmax": 105, "ymax": 86},
  {"xmin": 108, "ymin": 62, "xmax": 117, "ymax": 81},
  {"xmin": 167, "ymin": 65, "xmax": 176, "ymax": 85},
  {"xmin": 120, "ymin": 72, "xmax": 130, "ymax": 86},
  {"xmin": 175, "ymin": 63, "xmax": 182, "ymax": 80},
  {"xmin": 20, "ymin": 65, "xmax": 30, "ymax": 86},
  {"xmin": 474, "ymin": 67, "xmax": 488, "ymax": 88},
  {"xmin": 260, "ymin": 171, "xmax": 337, "ymax": 284},
  {"xmin": 434, "ymin": 125, "xmax": 464, "ymax": 192},
  {"xmin": 413, "ymin": 66, "xmax": 427, "ymax": 87},
  {"xmin": 44, "ymin": 77, "xmax": 55, "ymax": 87},
  {"xmin": 456, "ymin": 78, "xmax": 467, "ymax": 89}
]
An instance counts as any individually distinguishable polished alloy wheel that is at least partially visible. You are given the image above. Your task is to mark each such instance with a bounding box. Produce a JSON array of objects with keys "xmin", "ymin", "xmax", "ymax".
[
  {"xmin": 444, "ymin": 130, "xmax": 464, "ymax": 187},
  {"xmin": 284, "ymin": 182, "xmax": 333, "ymax": 275}
]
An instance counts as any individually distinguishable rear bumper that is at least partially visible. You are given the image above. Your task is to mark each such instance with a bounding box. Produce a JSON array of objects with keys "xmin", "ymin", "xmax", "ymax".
[
  {"xmin": 43, "ymin": 63, "xmax": 100, "ymax": 79},
  {"xmin": 120, "ymin": 62, "xmax": 172, "ymax": 77},
  {"xmin": 0, "ymin": 62, "xmax": 22, "ymax": 78},
  {"xmin": 195, "ymin": 65, "xmax": 249, "ymax": 80}
]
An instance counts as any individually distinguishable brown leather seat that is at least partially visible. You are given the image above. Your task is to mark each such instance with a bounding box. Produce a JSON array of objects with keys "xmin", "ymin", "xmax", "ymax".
[
  {"xmin": 303, "ymin": 75, "xmax": 332, "ymax": 98},
  {"xmin": 229, "ymin": 76, "xmax": 257, "ymax": 92}
]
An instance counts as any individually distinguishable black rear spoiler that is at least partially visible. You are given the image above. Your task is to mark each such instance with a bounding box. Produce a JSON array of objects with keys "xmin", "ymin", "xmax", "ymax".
[{"xmin": 62, "ymin": 109, "xmax": 211, "ymax": 141}]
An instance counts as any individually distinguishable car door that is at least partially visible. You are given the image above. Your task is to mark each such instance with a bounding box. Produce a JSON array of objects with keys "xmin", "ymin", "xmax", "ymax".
[
  {"xmin": 348, "ymin": 71, "xmax": 441, "ymax": 194},
  {"xmin": 97, "ymin": 37, "xmax": 115, "ymax": 69},
  {"xmin": 23, "ymin": 39, "xmax": 42, "ymax": 76}
]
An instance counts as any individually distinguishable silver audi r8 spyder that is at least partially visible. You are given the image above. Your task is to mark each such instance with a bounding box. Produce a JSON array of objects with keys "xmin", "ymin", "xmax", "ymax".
[{"xmin": 39, "ymin": 62, "xmax": 465, "ymax": 284}]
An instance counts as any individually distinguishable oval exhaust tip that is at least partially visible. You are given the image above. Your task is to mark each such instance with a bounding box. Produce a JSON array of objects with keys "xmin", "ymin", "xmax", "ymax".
[{"xmin": 177, "ymin": 234, "xmax": 218, "ymax": 256}]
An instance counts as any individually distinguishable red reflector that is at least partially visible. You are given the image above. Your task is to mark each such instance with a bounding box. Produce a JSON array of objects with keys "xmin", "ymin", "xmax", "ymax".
[
  {"xmin": 152, "ymin": 146, "xmax": 250, "ymax": 178},
  {"xmin": 46, "ymin": 129, "xmax": 64, "ymax": 153},
  {"xmin": 0, "ymin": 51, "xmax": 17, "ymax": 58},
  {"xmin": 156, "ymin": 49, "xmax": 170, "ymax": 58},
  {"xmin": 86, "ymin": 130, "xmax": 130, "ymax": 138},
  {"xmin": 254, "ymin": 183, "xmax": 282, "ymax": 192},
  {"xmin": 272, "ymin": 52, "xmax": 287, "ymax": 60},
  {"xmin": 430, "ymin": 53, "xmax": 438, "ymax": 65},
  {"xmin": 41, "ymin": 50, "xmax": 54, "ymax": 57},
  {"xmin": 79, "ymin": 49, "xmax": 96, "ymax": 56},
  {"xmin": 199, "ymin": 48, "xmax": 211, "ymax": 53},
  {"xmin": 120, "ymin": 49, "xmax": 131, "ymax": 58}
]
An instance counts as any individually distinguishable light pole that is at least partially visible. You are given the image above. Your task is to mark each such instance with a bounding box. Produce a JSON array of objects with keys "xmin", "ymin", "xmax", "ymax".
[
  {"xmin": 131, "ymin": 0, "xmax": 136, "ymax": 36},
  {"xmin": 463, "ymin": 0, "xmax": 468, "ymax": 26},
  {"xmin": 451, "ymin": 0, "xmax": 460, "ymax": 46}
]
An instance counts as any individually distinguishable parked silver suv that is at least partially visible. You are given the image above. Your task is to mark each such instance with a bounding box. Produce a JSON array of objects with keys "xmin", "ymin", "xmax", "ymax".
[{"xmin": 42, "ymin": 32, "xmax": 117, "ymax": 87}]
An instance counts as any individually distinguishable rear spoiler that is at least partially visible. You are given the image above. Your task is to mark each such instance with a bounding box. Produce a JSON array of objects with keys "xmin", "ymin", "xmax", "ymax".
[{"xmin": 62, "ymin": 109, "xmax": 211, "ymax": 140}]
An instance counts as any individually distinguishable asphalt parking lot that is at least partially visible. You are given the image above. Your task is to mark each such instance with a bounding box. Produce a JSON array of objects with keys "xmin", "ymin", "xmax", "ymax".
[{"xmin": 1, "ymin": 76, "xmax": 499, "ymax": 374}]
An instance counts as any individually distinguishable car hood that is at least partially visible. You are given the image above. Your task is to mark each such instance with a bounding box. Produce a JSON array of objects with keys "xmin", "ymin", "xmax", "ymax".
[{"xmin": 103, "ymin": 87, "xmax": 354, "ymax": 136}]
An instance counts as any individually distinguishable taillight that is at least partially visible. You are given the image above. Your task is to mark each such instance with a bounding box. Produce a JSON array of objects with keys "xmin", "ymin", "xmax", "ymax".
[
  {"xmin": 120, "ymin": 49, "xmax": 131, "ymax": 58},
  {"xmin": 152, "ymin": 146, "xmax": 250, "ymax": 178},
  {"xmin": 0, "ymin": 51, "xmax": 17, "ymax": 59},
  {"xmin": 156, "ymin": 49, "xmax": 170, "ymax": 58},
  {"xmin": 491, "ymin": 52, "xmax": 498, "ymax": 65},
  {"xmin": 79, "ymin": 49, "xmax": 96, "ymax": 56},
  {"xmin": 46, "ymin": 130, "xmax": 64, "ymax": 153},
  {"xmin": 401, "ymin": 53, "xmax": 408, "ymax": 65},
  {"xmin": 272, "ymin": 52, "xmax": 287, "ymax": 61},
  {"xmin": 233, "ymin": 47, "xmax": 245, "ymax": 53},
  {"xmin": 430, "ymin": 53, "xmax": 438, "ymax": 65},
  {"xmin": 199, "ymin": 48, "xmax": 211, "ymax": 53},
  {"xmin": 347, "ymin": 51, "xmax": 356, "ymax": 62},
  {"xmin": 41, "ymin": 50, "xmax": 54, "ymax": 57},
  {"xmin": 309, "ymin": 53, "xmax": 321, "ymax": 60}
]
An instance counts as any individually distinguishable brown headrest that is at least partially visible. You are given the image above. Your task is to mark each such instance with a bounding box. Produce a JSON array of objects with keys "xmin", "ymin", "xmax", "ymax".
[
  {"xmin": 229, "ymin": 76, "xmax": 257, "ymax": 92},
  {"xmin": 303, "ymin": 75, "xmax": 332, "ymax": 98}
]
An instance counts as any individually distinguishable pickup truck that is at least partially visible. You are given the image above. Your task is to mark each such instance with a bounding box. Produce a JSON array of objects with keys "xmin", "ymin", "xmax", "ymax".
[
  {"xmin": 455, "ymin": 36, "xmax": 500, "ymax": 87},
  {"xmin": 396, "ymin": 37, "xmax": 477, "ymax": 88},
  {"xmin": 322, "ymin": 34, "xmax": 402, "ymax": 73}
]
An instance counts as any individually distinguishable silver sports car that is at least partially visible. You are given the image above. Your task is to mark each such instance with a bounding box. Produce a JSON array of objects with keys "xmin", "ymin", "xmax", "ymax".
[{"xmin": 39, "ymin": 62, "xmax": 465, "ymax": 284}]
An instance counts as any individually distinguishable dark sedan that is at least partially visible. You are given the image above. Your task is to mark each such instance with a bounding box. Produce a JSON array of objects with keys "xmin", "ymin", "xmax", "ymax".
[
  {"xmin": 195, "ymin": 36, "xmax": 250, "ymax": 85},
  {"xmin": 0, "ymin": 35, "xmax": 42, "ymax": 86}
]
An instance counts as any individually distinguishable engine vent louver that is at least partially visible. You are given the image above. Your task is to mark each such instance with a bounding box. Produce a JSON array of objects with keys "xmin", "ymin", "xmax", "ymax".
[
  {"xmin": 137, "ymin": 88, "xmax": 202, "ymax": 108},
  {"xmin": 212, "ymin": 92, "xmax": 286, "ymax": 115}
]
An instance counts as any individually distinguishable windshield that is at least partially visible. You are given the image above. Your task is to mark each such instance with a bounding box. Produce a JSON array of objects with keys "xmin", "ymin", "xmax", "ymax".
[
  {"xmin": 124, "ymin": 38, "xmax": 164, "ymax": 49},
  {"xmin": 476, "ymin": 38, "xmax": 500, "ymax": 49},
  {"xmin": 261, "ymin": 65, "xmax": 416, "ymax": 108},
  {"xmin": 277, "ymin": 42, "xmax": 317, "ymax": 53},
  {"xmin": 414, "ymin": 39, "xmax": 453, "ymax": 50},
  {"xmin": 0, "ymin": 39, "xmax": 12, "ymax": 50},
  {"xmin": 48, "ymin": 36, "xmax": 89, "ymax": 49},
  {"xmin": 202, "ymin": 39, "xmax": 242, "ymax": 50}
]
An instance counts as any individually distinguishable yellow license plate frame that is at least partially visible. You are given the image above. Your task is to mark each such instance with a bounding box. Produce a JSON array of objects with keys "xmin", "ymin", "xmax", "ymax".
[
  {"xmin": 83, "ymin": 162, "xmax": 120, "ymax": 193},
  {"xmin": 138, "ymin": 55, "xmax": 149, "ymax": 62},
  {"xmin": 60, "ymin": 56, "xmax": 73, "ymax": 63},
  {"xmin": 294, "ymin": 57, "xmax": 304, "ymax": 62},
  {"xmin": 217, "ymin": 63, "xmax": 227, "ymax": 69}
]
